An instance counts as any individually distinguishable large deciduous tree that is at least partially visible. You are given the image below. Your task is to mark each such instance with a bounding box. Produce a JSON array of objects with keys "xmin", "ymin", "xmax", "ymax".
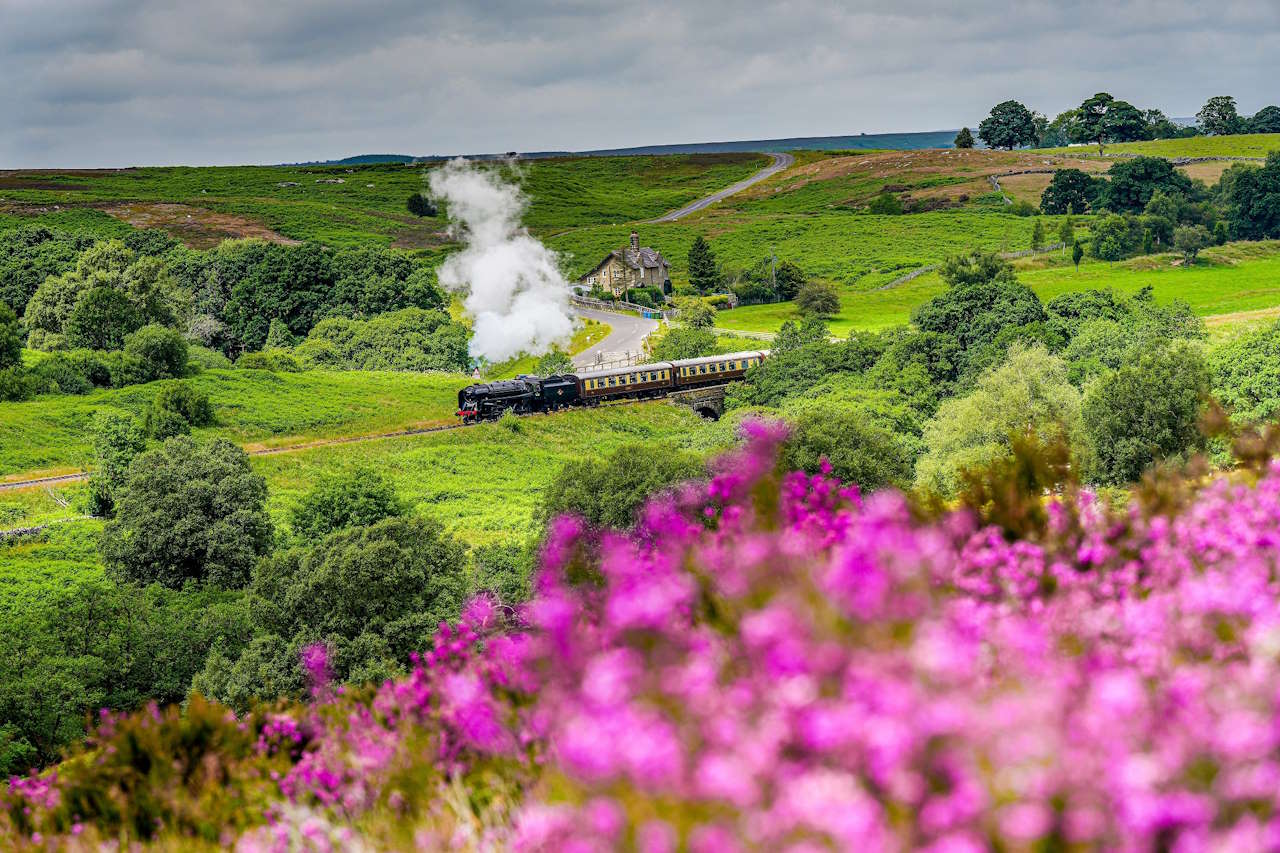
[
  {"xmin": 1040, "ymin": 169, "xmax": 1099, "ymax": 215},
  {"xmin": 1068, "ymin": 93, "xmax": 1146, "ymax": 154},
  {"xmin": 1249, "ymin": 105, "xmax": 1280, "ymax": 134},
  {"xmin": 978, "ymin": 100, "xmax": 1038, "ymax": 150},
  {"xmin": 1104, "ymin": 156, "xmax": 1193, "ymax": 213},
  {"xmin": 1227, "ymin": 152, "xmax": 1280, "ymax": 240},
  {"xmin": 1197, "ymin": 96, "xmax": 1244, "ymax": 136}
]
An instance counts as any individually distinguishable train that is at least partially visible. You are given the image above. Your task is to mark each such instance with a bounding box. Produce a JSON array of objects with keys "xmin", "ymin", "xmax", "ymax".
[{"xmin": 456, "ymin": 350, "xmax": 769, "ymax": 423}]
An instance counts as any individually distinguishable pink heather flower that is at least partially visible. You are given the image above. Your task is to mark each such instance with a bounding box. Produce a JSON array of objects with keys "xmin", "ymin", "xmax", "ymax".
[{"xmin": 299, "ymin": 644, "xmax": 332, "ymax": 698}]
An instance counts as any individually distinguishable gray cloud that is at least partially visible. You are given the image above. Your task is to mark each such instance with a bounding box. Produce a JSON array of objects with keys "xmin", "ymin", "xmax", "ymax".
[{"xmin": 1, "ymin": 0, "xmax": 1277, "ymax": 167}]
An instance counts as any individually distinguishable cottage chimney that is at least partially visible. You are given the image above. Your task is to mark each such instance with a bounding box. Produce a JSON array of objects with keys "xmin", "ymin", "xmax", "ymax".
[{"xmin": 630, "ymin": 231, "xmax": 639, "ymax": 251}]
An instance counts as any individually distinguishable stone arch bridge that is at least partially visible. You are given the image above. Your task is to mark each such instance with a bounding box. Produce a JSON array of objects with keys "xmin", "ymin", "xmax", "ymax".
[{"xmin": 669, "ymin": 385, "xmax": 726, "ymax": 420}]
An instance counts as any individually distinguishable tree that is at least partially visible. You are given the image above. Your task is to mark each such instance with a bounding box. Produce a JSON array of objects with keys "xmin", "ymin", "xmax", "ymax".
[
  {"xmin": 1039, "ymin": 169, "xmax": 1099, "ymax": 215},
  {"xmin": 63, "ymin": 286, "xmax": 143, "ymax": 351},
  {"xmin": 1058, "ymin": 216, "xmax": 1075, "ymax": 251},
  {"xmin": 1090, "ymin": 214, "xmax": 1141, "ymax": 261},
  {"xmin": 0, "ymin": 303, "xmax": 20, "ymax": 369},
  {"xmin": 1072, "ymin": 240, "xmax": 1084, "ymax": 270},
  {"xmin": 687, "ymin": 236, "xmax": 720, "ymax": 294},
  {"xmin": 1081, "ymin": 342, "xmax": 1209, "ymax": 484},
  {"xmin": 916, "ymin": 345, "xmax": 1082, "ymax": 497},
  {"xmin": 1249, "ymin": 105, "xmax": 1280, "ymax": 134},
  {"xmin": 102, "ymin": 437, "xmax": 272, "ymax": 589},
  {"xmin": 1173, "ymin": 225, "xmax": 1212, "ymax": 265},
  {"xmin": 1197, "ymin": 96, "xmax": 1243, "ymax": 136},
  {"xmin": 954, "ymin": 127, "xmax": 975, "ymax": 149},
  {"xmin": 651, "ymin": 326, "xmax": 717, "ymax": 360},
  {"xmin": 123, "ymin": 324, "xmax": 189, "ymax": 382},
  {"xmin": 1068, "ymin": 93, "xmax": 1127, "ymax": 154},
  {"xmin": 406, "ymin": 193, "xmax": 437, "ymax": 217},
  {"xmin": 671, "ymin": 296, "xmax": 716, "ymax": 329},
  {"xmin": 978, "ymin": 100, "xmax": 1038, "ymax": 150},
  {"xmin": 1214, "ymin": 220, "xmax": 1230, "ymax": 246},
  {"xmin": 1030, "ymin": 218, "xmax": 1045, "ymax": 250},
  {"xmin": 294, "ymin": 308, "xmax": 470, "ymax": 372},
  {"xmin": 534, "ymin": 348, "xmax": 574, "ymax": 376},
  {"xmin": 773, "ymin": 260, "xmax": 806, "ymax": 301},
  {"xmin": 540, "ymin": 444, "xmax": 705, "ymax": 529},
  {"xmin": 1226, "ymin": 152, "xmax": 1280, "ymax": 240},
  {"xmin": 1104, "ymin": 156, "xmax": 1193, "ymax": 213},
  {"xmin": 1144, "ymin": 109, "xmax": 1181, "ymax": 139},
  {"xmin": 86, "ymin": 411, "xmax": 146, "ymax": 516},
  {"xmin": 795, "ymin": 280, "xmax": 840, "ymax": 317}
]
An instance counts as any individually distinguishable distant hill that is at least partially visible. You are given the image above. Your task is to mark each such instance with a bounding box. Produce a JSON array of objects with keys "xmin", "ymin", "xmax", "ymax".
[{"xmin": 317, "ymin": 130, "xmax": 967, "ymax": 167}]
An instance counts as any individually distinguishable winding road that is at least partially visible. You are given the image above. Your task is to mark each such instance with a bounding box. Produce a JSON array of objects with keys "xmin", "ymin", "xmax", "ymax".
[
  {"xmin": 572, "ymin": 307, "xmax": 658, "ymax": 368},
  {"xmin": 651, "ymin": 151, "xmax": 795, "ymax": 222}
]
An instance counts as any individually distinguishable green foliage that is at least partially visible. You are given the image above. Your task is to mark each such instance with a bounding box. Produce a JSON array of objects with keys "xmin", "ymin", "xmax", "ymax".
[
  {"xmin": 1081, "ymin": 342, "xmax": 1210, "ymax": 485},
  {"xmin": 1197, "ymin": 95, "xmax": 1244, "ymax": 136},
  {"xmin": 1249, "ymin": 106, "xmax": 1280, "ymax": 134},
  {"xmin": 687, "ymin": 235, "xmax": 720, "ymax": 294},
  {"xmin": 954, "ymin": 127, "xmax": 975, "ymax": 149},
  {"xmin": 651, "ymin": 326, "xmax": 717, "ymax": 360},
  {"xmin": 470, "ymin": 541, "xmax": 535, "ymax": 606},
  {"xmin": 1209, "ymin": 320, "xmax": 1280, "ymax": 423},
  {"xmin": 1030, "ymin": 218, "xmax": 1046, "ymax": 250},
  {"xmin": 236, "ymin": 349, "xmax": 304, "ymax": 372},
  {"xmin": 795, "ymin": 280, "xmax": 840, "ymax": 317},
  {"xmin": 103, "ymin": 437, "xmax": 271, "ymax": 589},
  {"xmin": 123, "ymin": 323, "xmax": 189, "ymax": 382},
  {"xmin": 1090, "ymin": 213, "xmax": 1142, "ymax": 260},
  {"xmin": 1040, "ymin": 170, "xmax": 1100, "ymax": 215},
  {"xmin": 406, "ymin": 192, "xmax": 438, "ymax": 217},
  {"xmin": 295, "ymin": 308, "xmax": 468, "ymax": 372},
  {"xmin": 979, "ymin": 100, "xmax": 1038, "ymax": 149},
  {"xmin": 0, "ymin": 226, "xmax": 91, "ymax": 316},
  {"xmin": 143, "ymin": 380, "xmax": 215, "ymax": 441},
  {"xmin": 1058, "ymin": 216, "xmax": 1075, "ymax": 247},
  {"xmin": 0, "ymin": 303, "xmax": 20, "ymax": 369},
  {"xmin": 773, "ymin": 260, "xmax": 806, "ymax": 301},
  {"xmin": 912, "ymin": 253, "xmax": 1046, "ymax": 364},
  {"xmin": 916, "ymin": 345, "xmax": 1082, "ymax": 497},
  {"xmin": 672, "ymin": 297, "xmax": 716, "ymax": 329},
  {"xmin": 728, "ymin": 329, "xmax": 887, "ymax": 409},
  {"xmin": 87, "ymin": 411, "xmax": 146, "ymax": 516},
  {"xmin": 1072, "ymin": 240, "xmax": 1084, "ymax": 270},
  {"xmin": 201, "ymin": 516, "xmax": 467, "ymax": 708},
  {"xmin": 782, "ymin": 402, "xmax": 916, "ymax": 492},
  {"xmin": 867, "ymin": 192, "xmax": 904, "ymax": 215},
  {"xmin": 264, "ymin": 318, "xmax": 298, "ymax": 349},
  {"xmin": 63, "ymin": 286, "xmax": 142, "ymax": 350},
  {"xmin": 1067, "ymin": 93, "xmax": 1148, "ymax": 152},
  {"xmin": 1226, "ymin": 152, "xmax": 1280, "ymax": 240},
  {"xmin": 533, "ymin": 349, "xmax": 574, "ymax": 377},
  {"xmin": 1104, "ymin": 157, "xmax": 1193, "ymax": 213},
  {"xmin": 290, "ymin": 466, "xmax": 407, "ymax": 541},
  {"xmin": 1174, "ymin": 225, "xmax": 1213, "ymax": 264},
  {"xmin": 541, "ymin": 443, "xmax": 705, "ymax": 529}
]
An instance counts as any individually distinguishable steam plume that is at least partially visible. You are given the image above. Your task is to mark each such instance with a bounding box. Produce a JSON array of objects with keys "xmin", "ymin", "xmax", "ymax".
[{"xmin": 429, "ymin": 159, "xmax": 574, "ymax": 363}]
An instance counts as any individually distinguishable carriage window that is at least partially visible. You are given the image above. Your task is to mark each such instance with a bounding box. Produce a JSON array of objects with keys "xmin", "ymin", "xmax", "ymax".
[
  {"xmin": 699, "ymin": 365, "xmax": 706, "ymax": 374},
  {"xmin": 608, "ymin": 377, "xmax": 616, "ymax": 387}
]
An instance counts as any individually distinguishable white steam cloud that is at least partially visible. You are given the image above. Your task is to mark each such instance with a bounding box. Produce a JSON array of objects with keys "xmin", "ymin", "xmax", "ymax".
[{"xmin": 429, "ymin": 159, "xmax": 574, "ymax": 363}]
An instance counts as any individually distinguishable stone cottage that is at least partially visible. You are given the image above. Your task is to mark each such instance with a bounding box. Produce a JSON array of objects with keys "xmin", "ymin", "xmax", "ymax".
[{"xmin": 578, "ymin": 231, "xmax": 671, "ymax": 298}]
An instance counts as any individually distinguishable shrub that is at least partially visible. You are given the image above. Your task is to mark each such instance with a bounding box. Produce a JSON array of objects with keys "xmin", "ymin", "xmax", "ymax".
[
  {"xmin": 1039, "ymin": 168, "xmax": 1099, "ymax": 215},
  {"xmin": 0, "ymin": 366, "xmax": 33, "ymax": 402},
  {"xmin": 1090, "ymin": 213, "xmax": 1141, "ymax": 260},
  {"xmin": 670, "ymin": 297, "xmax": 715, "ymax": 329},
  {"xmin": 102, "ymin": 437, "xmax": 271, "ymax": 588},
  {"xmin": 123, "ymin": 323, "xmax": 189, "ymax": 381},
  {"xmin": 236, "ymin": 349, "xmax": 303, "ymax": 372},
  {"xmin": 1208, "ymin": 319, "xmax": 1280, "ymax": 423},
  {"xmin": 533, "ymin": 349, "xmax": 573, "ymax": 377},
  {"xmin": 86, "ymin": 411, "xmax": 146, "ymax": 516},
  {"xmin": 63, "ymin": 286, "xmax": 143, "ymax": 350},
  {"xmin": 782, "ymin": 402, "xmax": 915, "ymax": 492},
  {"xmin": 295, "ymin": 308, "xmax": 469, "ymax": 372},
  {"xmin": 541, "ymin": 443, "xmax": 705, "ymax": 529},
  {"xmin": 867, "ymin": 192, "xmax": 904, "ymax": 215},
  {"xmin": 794, "ymin": 280, "xmax": 840, "ymax": 317},
  {"xmin": 186, "ymin": 345, "xmax": 232, "ymax": 371},
  {"xmin": 143, "ymin": 381, "xmax": 214, "ymax": 438},
  {"xmin": 1173, "ymin": 224, "xmax": 1212, "ymax": 264},
  {"xmin": 289, "ymin": 466, "xmax": 407, "ymax": 541},
  {"xmin": 0, "ymin": 303, "xmax": 20, "ymax": 369}
]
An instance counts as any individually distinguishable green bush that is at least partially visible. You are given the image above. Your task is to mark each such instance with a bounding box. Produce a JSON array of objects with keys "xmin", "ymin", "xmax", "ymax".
[
  {"xmin": 289, "ymin": 466, "xmax": 407, "ymax": 541},
  {"xmin": 1209, "ymin": 319, "xmax": 1280, "ymax": 424},
  {"xmin": 651, "ymin": 326, "xmax": 717, "ymax": 360},
  {"xmin": 541, "ymin": 443, "xmax": 706, "ymax": 529},
  {"xmin": 236, "ymin": 349, "xmax": 303, "ymax": 372},
  {"xmin": 782, "ymin": 402, "xmax": 916, "ymax": 492},
  {"xmin": 123, "ymin": 324, "xmax": 189, "ymax": 382},
  {"xmin": 868, "ymin": 192, "xmax": 904, "ymax": 215},
  {"xmin": 102, "ymin": 437, "xmax": 271, "ymax": 589},
  {"xmin": 143, "ymin": 381, "xmax": 214, "ymax": 438},
  {"xmin": 295, "ymin": 308, "xmax": 468, "ymax": 372},
  {"xmin": 186, "ymin": 345, "xmax": 232, "ymax": 371},
  {"xmin": 0, "ymin": 303, "xmax": 20, "ymax": 369}
]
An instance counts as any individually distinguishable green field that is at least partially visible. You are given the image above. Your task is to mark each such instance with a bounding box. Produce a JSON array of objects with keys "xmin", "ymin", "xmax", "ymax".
[
  {"xmin": 0, "ymin": 369, "xmax": 472, "ymax": 478},
  {"xmin": 714, "ymin": 241, "xmax": 1280, "ymax": 337},
  {"xmin": 550, "ymin": 211, "xmax": 1059, "ymax": 288},
  {"xmin": 1038, "ymin": 133, "xmax": 1280, "ymax": 159}
]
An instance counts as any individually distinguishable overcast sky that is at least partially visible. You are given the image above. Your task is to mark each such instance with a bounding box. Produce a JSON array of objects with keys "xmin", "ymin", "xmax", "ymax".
[{"xmin": 2, "ymin": 0, "xmax": 1277, "ymax": 168}]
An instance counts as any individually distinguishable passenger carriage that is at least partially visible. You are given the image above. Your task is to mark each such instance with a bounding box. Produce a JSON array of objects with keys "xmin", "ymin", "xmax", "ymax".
[{"xmin": 577, "ymin": 362, "xmax": 675, "ymax": 403}]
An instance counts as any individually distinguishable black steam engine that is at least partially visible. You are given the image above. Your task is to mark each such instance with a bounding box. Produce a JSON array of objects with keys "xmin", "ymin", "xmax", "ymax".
[{"xmin": 456, "ymin": 374, "xmax": 580, "ymax": 423}]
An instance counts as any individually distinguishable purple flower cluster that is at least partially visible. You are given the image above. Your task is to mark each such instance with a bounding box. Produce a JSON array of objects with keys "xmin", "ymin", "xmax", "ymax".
[{"xmin": 18, "ymin": 418, "xmax": 1280, "ymax": 850}]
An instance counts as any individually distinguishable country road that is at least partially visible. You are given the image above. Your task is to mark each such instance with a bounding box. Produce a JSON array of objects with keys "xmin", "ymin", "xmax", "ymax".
[
  {"xmin": 651, "ymin": 152, "xmax": 795, "ymax": 222},
  {"xmin": 572, "ymin": 306, "xmax": 658, "ymax": 368}
]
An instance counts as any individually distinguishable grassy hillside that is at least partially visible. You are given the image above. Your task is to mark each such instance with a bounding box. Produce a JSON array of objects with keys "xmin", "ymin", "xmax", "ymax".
[
  {"xmin": 1038, "ymin": 133, "xmax": 1280, "ymax": 159},
  {"xmin": 0, "ymin": 153, "xmax": 768, "ymax": 248}
]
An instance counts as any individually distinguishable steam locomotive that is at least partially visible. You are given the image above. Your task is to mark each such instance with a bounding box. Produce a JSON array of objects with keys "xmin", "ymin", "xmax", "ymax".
[{"xmin": 456, "ymin": 350, "xmax": 768, "ymax": 423}]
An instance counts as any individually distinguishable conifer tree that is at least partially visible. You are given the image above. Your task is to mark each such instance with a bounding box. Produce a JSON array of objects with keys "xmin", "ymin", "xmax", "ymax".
[
  {"xmin": 687, "ymin": 236, "xmax": 720, "ymax": 295},
  {"xmin": 954, "ymin": 127, "xmax": 975, "ymax": 149}
]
